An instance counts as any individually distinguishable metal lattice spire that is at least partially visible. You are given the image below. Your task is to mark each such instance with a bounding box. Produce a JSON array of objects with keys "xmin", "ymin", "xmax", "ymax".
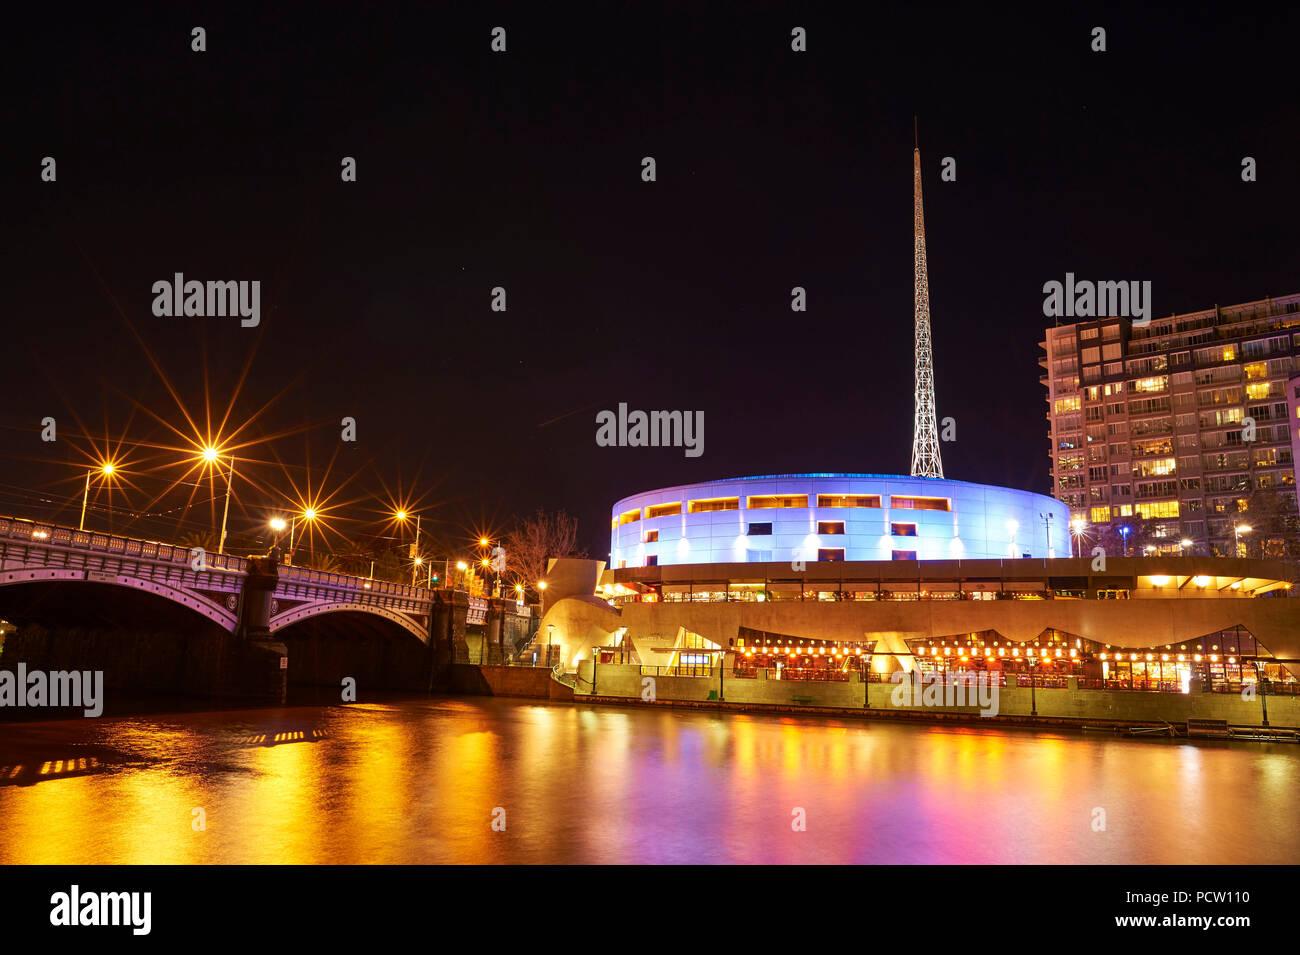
[{"xmin": 910, "ymin": 128, "xmax": 944, "ymax": 478}]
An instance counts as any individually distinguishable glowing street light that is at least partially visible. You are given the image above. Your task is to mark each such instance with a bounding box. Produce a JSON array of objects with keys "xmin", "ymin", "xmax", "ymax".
[
  {"xmin": 194, "ymin": 446, "xmax": 236, "ymax": 555},
  {"xmin": 79, "ymin": 460, "xmax": 119, "ymax": 531},
  {"xmin": 269, "ymin": 517, "xmax": 287, "ymax": 532},
  {"xmin": 1119, "ymin": 525, "xmax": 1131, "ymax": 557},
  {"xmin": 1069, "ymin": 517, "xmax": 1086, "ymax": 558},
  {"xmin": 1233, "ymin": 523, "xmax": 1252, "ymax": 558}
]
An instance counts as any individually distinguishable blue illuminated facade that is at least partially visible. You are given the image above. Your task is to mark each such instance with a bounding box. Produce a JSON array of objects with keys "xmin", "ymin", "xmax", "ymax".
[{"xmin": 610, "ymin": 473, "xmax": 1072, "ymax": 567}]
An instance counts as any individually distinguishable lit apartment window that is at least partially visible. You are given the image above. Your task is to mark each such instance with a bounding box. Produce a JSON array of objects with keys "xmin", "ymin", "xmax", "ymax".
[
  {"xmin": 891, "ymin": 550, "xmax": 917, "ymax": 561},
  {"xmin": 1132, "ymin": 376, "xmax": 1168, "ymax": 393},
  {"xmin": 1090, "ymin": 506, "xmax": 1110, "ymax": 523},
  {"xmin": 1054, "ymin": 396, "xmax": 1081, "ymax": 414},
  {"xmin": 890, "ymin": 496, "xmax": 951, "ymax": 511},
  {"xmin": 644, "ymin": 529, "xmax": 659, "ymax": 543},
  {"xmin": 1245, "ymin": 382, "xmax": 1273, "ymax": 401},
  {"xmin": 618, "ymin": 509, "xmax": 641, "ymax": 526},
  {"xmin": 1135, "ymin": 500, "xmax": 1180, "ymax": 520},
  {"xmin": 817, "ymin": 549, "xmax": 845, "ymax": 562},
  {"xmin": 645, "ymin": 502, "xmax": 682, "ymax": 519},
  {"xmin": 817, "ymin": 521, "xmax": 846, "ymax": 535},
  {"xmin": 688, "ymin": 497, "xmax": 739, "ymax": 513},
  {"xmin": 890, "ymin": 522, "xmax": 918, "ymax": 537},
  {"xmin": 818, "ymin": 494, "xmax": 880, "ymax": 509},
  {"xmin": 747, "ymin": 494, "xmax": 808, "ymax": 509},
  {"xmin": 747, "ymin": 522, "xmax": 772, "ymax": 535}
]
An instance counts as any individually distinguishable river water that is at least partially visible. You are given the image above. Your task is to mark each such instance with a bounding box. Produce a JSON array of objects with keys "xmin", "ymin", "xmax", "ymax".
[{"xmin": 1, "ymin": 696, "xmax": 1296, "ymax": 864}]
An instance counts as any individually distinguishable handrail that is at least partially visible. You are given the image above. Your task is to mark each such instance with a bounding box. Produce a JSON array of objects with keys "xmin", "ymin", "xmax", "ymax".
[{"xmin": 0, "ymin": 513, "xmax": 435, "ymax": 599}]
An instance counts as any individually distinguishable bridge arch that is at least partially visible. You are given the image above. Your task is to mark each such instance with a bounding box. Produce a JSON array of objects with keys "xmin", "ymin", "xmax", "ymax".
[
  {"xmin": 0, "ymin": 568, "xmax": 239, "ymax": 632},
  {"xmin": 270, "ymin": 602, "xmax": 429, "ymax": 644}
]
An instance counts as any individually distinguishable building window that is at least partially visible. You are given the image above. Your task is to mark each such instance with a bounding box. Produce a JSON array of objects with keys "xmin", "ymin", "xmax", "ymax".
[
  {"xmin": 891, "ymin": 550, "xmax": 918, "ymax": 561},
  {"xmin": 816, "ymin": 494, "xmax": 882, "ymax": 508},
  {"xmin": 890, "ymin": 496, "xmax": 951, "ymax": 511},
  {"xmin": 618, "ymin": 509, "xmax": 641, "ymax": 526},
  {"xmin": 645, "ymin": 502, "xmax": 682, "ymax": 519},
  {"xmin": 645, "ymin": 555, "xmax": 658, "ymax": 566},
  {"xmin": 890, "ymin": 522, "xmax": 918, "ymax": 537},
  {"xmin": 688, "ymin": 497, "xmax": 739, "ymax": 513},
  {"xmin": 817, "ymin": 521, "xmax": 845, "ymax": 535},
  {"xmin": 644, "ymin": 529, "xmax": 659, "ymax": 543},
  {"xmin": 817, "ymin": 548, "xmax": 845, "ymax": 562},
  {"xmin": 747, "ymin": 494, "xmax": 808, "ymax": 509},
  {"xmin": 747, "ymin": 522, "xmax": 772, "ymax": 536}
]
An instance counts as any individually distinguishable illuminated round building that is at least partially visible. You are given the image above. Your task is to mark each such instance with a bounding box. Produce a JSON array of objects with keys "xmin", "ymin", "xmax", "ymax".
[{"xmin": 610, "ymin": 473, "xmax": 1072, "ymax": 568}]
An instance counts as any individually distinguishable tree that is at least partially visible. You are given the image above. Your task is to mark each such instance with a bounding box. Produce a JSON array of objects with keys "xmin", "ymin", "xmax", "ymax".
[
  {"xmin": 1241, "ymin": 486, "xmax": 1300, "ymax": 560},
  {"xmin": 179, "ymin": 530, "xmax": 220, "ymax": 553},
  {"xmin": 1094, "ymin": 516, "xmax": 1160, "ymax": 556},
  {"xmin": 504, "ymin": 509, "xmax": 584, "ymax": 591}
]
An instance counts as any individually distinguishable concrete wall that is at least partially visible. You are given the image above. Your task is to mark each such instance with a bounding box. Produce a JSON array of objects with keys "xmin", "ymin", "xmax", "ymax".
[
  {"xmin": 443, "ymin": 664, "xmax": 575, "ymax": 701},
  {"xmin": 575, "ymin": 664, "xmax": 1300, "ymax": 726}
]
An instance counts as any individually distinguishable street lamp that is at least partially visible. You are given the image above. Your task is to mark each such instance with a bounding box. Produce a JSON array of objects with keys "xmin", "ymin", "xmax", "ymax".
[
  {"xmin": 1069, "ymin": 517, "xmax": 1086, "ymax": 559},
  {"xmin": 1233, "ymin": 523, "xmax": 1252, "ymax": 558},
  {"xmin": 286, "ymin": 508, "xmax": 317, "ymax": 564},
  {"xmin": 198, "ymin": 446, "xmax": 236, "ymax": 555},
  {"xmin": 1119, "ymin": 525, "xmax": 1130, "ymax": 557},
  {"xmin": 412, "ymin": 555, "xmax": 423, "ymax": 587},
  {"xmin": 79, "ymin": 461, "xmax": 118, "ymax": 531},
  {"xmin": 1179, "ymin": 538, "xmax": 1193, "ymax": 554}
]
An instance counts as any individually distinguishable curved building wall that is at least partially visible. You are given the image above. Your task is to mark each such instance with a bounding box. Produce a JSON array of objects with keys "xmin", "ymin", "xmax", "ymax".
[{"xmin": 610, "ymin": 474, "xmax": 1071, "ymax": 567}]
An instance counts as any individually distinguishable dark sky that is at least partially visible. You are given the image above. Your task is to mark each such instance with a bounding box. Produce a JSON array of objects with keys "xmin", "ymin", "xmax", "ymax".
[{"xmin": 3, "ymin": 2, "xmax": 1298, "ymax": 560}]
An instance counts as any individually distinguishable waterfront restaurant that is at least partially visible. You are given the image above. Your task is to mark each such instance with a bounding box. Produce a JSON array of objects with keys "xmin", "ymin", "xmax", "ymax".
[{"xmin": 538, "ymin": 554, "xmax": 1300, "ymax": 694}]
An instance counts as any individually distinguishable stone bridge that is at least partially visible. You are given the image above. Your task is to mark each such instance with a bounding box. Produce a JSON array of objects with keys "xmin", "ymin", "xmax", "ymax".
[{"xmin": 0, "ymin": 516, "xmax": 535, "ymax": 700}]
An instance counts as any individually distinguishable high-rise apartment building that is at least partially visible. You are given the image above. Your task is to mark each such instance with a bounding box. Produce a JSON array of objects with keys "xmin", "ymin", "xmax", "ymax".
[{"xmin": 1041, "ymin": 292, "xmax": 1300, "ymax": 558}]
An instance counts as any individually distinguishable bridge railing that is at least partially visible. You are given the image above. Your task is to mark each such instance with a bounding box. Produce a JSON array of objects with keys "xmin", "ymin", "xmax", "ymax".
[
  {"xmin": 0, "ymin": 514, "xmax": 437, "ymax": 598},
  {"xmin": 0, "ymin": 516, "xmax": 249, "ymax": 573},
  {"xmin": 277, "ymin": 564, "xmax": 431, "ymax": 602}
]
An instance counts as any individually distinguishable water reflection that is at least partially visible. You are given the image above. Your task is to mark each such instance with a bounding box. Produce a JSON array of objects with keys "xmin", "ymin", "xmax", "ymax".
[{"xmin": 0, "ymin": 697, "xmax": 1296, "ymax": 864}]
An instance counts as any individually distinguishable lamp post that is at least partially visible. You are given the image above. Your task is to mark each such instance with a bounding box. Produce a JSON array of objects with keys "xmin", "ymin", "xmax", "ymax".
[
  {"xmin": 1119, "ymin": 525, "xmax": 1130, "ymax": 557},
  {"xmin": 287, "ymin": 508, "xmax": 316, "ymax": 565},
  {"xmin": 547, "ymin": 623, "xmax": 555, "ymax": 670},
  {"xmin": 78, "ymin": 462, "xmax": 116, "ymax": 531},
  {"xmin": 217, "ymin": 455, "xmax": 235, "ymax": 554},
  {"xmin": 1233, "ymin": 523, "xmax": 1252, "ymax": 559},
  {"xmin": 269, "ymin": 517, "xmax": 287, "ymax": 561},
  {"xmin": 1069, "ymin": 517, "xmax": 1086, "ymax": 559}
]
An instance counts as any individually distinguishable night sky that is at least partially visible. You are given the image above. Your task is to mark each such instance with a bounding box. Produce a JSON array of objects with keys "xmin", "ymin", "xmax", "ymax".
[{"xmin": 4, "ymin": 3, "xmax": 1299, "ymax": 560}]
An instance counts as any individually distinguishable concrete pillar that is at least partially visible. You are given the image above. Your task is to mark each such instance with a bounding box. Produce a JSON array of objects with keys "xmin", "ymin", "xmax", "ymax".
[
  {"xmin": 426, "ymin": 590, "xmax": 468, "ymax": 690},
  {"xmin": 231, "ymin": 555, "xmax": 287, "ymax": 703},
  {"xmin": 486, "ymin": 601, "xmax": 505, "ymax": 665}
]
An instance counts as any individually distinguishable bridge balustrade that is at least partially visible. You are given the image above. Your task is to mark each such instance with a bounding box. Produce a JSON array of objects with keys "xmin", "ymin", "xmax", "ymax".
[{"xmin": 1, "ymin": 514, "xmax": 436, "ymax": 601}]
